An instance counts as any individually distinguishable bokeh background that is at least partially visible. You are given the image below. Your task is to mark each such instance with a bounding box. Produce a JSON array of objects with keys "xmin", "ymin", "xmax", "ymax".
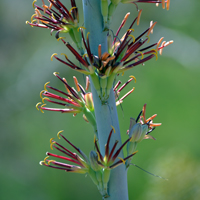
[{"xmin": 1, "ymin": 0, "xmax": 200, "ymax": 199}]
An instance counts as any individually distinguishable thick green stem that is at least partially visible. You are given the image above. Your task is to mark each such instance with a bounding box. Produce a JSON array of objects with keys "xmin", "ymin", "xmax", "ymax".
[{"xmin": 82, "ymin": 1, "xmax": 129, "ymax": 199}]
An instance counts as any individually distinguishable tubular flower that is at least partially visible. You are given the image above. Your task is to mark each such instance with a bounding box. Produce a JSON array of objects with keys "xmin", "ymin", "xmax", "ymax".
[
  {"xmin": 26, "ymin": 0, "xmax": 83, "ymax": 51},
  {"xmin": 126, "ymin": 103, "xmax": 161, "ymax": 167},
  {"xmin": 36, "ymin": 72, "xmax": 97, "ymax": 135},
  {"xmin": 40, "ymin": 130, "xmax": 137, "ymax": 198},
  {"xmin": 51, "ymin": 11, "xmax": 172, "ymax": 101}
]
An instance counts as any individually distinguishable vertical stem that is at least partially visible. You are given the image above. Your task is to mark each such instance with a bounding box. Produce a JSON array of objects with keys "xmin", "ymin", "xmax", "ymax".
[{"xmin": 82, "ymin": 1, "xmax": 129, "ymax": 199}]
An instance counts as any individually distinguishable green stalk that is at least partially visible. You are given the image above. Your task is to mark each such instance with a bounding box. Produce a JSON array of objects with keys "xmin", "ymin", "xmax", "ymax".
[{"xmin": 82, "ymin": 1, "xmax": 129, "ymax": 199}]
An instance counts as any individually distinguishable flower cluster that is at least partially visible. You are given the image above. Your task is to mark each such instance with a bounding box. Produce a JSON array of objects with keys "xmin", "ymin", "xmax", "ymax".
[{"xmin": 40, "ymin": 129, "xmax": 137, "ymax": 197}]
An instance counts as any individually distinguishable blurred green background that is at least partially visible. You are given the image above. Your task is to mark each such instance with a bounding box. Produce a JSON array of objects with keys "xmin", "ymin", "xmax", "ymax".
[{"xmin": 1, "ymin": 0, "xmax": 200, "ymax": 199}]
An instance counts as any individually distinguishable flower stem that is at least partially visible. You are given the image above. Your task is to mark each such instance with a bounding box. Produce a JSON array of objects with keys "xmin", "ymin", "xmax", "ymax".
[{"xmin": 82, "ymin": 1, "xmax": 129, "ymax": 199}]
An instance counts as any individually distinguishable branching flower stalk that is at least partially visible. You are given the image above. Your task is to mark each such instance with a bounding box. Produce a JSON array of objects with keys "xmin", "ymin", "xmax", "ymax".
[{"xmin": 27, "ymin": 0, "xmax": 173, "ymax": 199}]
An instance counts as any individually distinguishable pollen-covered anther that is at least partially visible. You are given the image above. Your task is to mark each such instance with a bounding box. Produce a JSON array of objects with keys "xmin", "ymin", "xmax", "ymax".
[
  {"xmin": 44, "ymin": 156, "xmax": 49, "ymax": 164},
  {"xmin": 51, "ymin": 13, "xmax": 56, "ymax": 20},
  {"xmin": 36, "ymin": 102, "xmax": 42, "ymax": 111},
  {"xmin": 82, "ymin": 53, "xmax": 88, "ymax": 58},
  {"xmin": 57, "ymin": 130, "xmax": 64, "ymax": 139},
  {"xmin": 77, "ymin": 26, "xmax": 86, "ymax": 32},
  {"xmin": 118, "ymin": 157, "xmax": 125, "ymax": 164},
  {"xmin": 48, "ymin": 160, "xmax": 56, "ymax": 165},
  {"xmin": 137, "ymin": 51, "xmax": 144, "ymax": 59},
  {"xmin": 40, "ymin": 104, "xmax": 46, "ymax": 113},
  {"xmin": 44, "ymin": 82, "xmax": 50, "ymax": 91},
  {"xmin": 31, "ymin": 14, "xmax": 37, "ymax": 22},
  {"xmin": 152, "ymin": 52, "xmax": 158, "ymax": 61},
  {"xmin": 159, "ymin": 41, "xmax": 166, "ymax": 55},
  {"xmin": 156, "ymin": 37, "xmax": 164, "ymax": 51},
  {"xmin": 111, "ymin": 125, "xmax": 116, "ymax": 133},
  {"xmin": 129, "ymin": 75, "xmax": 136, "ymax": 83},
  {"xmin": 51, "ymin": 53, "xmax": 58, "ymax": 61},
  {"xmin": 69, "ymin": 7, "xmax": 77, "ymax": 15},
  {"xmin": 122, "ymin": 12, "xmax": 130, "ymax": 28},
  {"xmin": 50, "ymin": 142, "xmax": 56, "ymax": 150},
  {"xmin": 129, "ymin": 35, "xmax": 135, "ymax": 43},
  {"xmin": 57, "ymin": 37, "xmax": 66, "ymax": 41},
  {"xmin": 39, "ymin": 161, "xmax": 45, "ymax": 166},
  {"xmin": 53, "ymin": 72, "xmax": 59, "ymax": 76},
  {"xmin": 148, "ymin": 22, "xmax": 157, "ymax": 36},
  {"xmin": 32, "ymin": 0, "xmax": 37, "ymax": 8},
  {"xmin": 40, "ymin": 90, "xmax": 46, "ymax": 99},
  {"xmin": 166, "ymin": 0, "xmax": 170, "ymax": 10},
  {"xmin": 73, "ymin": 76, "xmax": 80, "ymax": 92},
  {"xmin": 50, "ymin": 138, "xmax": 54, "ymax": 144},
  {"xmin": 61, "ymin": 53, "xmax": 68, "ymax": 59},
  {"xmin": 127, "ymin": 28, "xmax": 135, "ymax": 33},
  {"xmin": 42, "ymin": 97, "xmax": 49, "ymax": 103},
  {"xmin": 25, "ymin": 21, "xmax": 30, "ymax": 24},
  {"xmin": 162, "ymin": 0, "xmax": 165, "ymax": 9},
  {"xmin": 137, "ymin": 9, "xmax": 142, "ymax": 26},
  {"xmin": 146, "ymin": 35, "xmax": 150, "ymax": 43}
]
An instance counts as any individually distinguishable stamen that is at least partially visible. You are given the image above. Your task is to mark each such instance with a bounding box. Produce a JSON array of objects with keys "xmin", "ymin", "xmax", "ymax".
[
  {"xmin": 73, "ymin": 76, "xmax": 80, "ymax": 92},
  {"xmin": 51, "ymin": 53, "xmax": 58, "ymax": 61},
  {"xmin": 57, "ymin": 130, "xmax": 64, "ymax": 139},
  {"xmin": 31, "ymin": 14, "xmax": 37, "ymax": 22},
  {"xmin": 129, "ymin": 75, "xmax": 136, "ymax": 83},
  {"xmin": 147, "ymin": 22, "xmax": 157, "ymax": 36},
  {"xmin": 32, "ymin": 0, "xmax": 37, "ymax": 8},
  {"xmin": 57, "ymin": 37, "xmax": 66, "ymax": 41},
  {"xmin": 163, "ymin": 40, "xmax": 174, "ymax": 47},
  {"xmin": 51, "ymin": 13, "xmax": 56, "ymax": 20},
  {"xmin": 166, "ymin": 0, "xmax": 170, "ymax": 10},
  {"xmin": 156, "ymin": 37, "xmax": 164, "ymax": 51},
  {"xmin": 25, "ymin": 21, "xmax": 30, "ymax": 24},
  {"xmin": 49, "ymin": 2, "xmax": 53, "ymax": 10},
  {"xmin": 162, "ymin": 0, "xmax": 165, "ymax": 9},
  {"xmin": 122, "ymin": 12, "xmax": 130, "ymax": 28},
  {"xmin": 137, "ymin": 9, "xmax": 142, "ymax": 26},
  {"xmin": 152, "ymin": 52, "xmax": 158, "ymax": 60},
  {"xmin": 31, "ymin": 19, "xmax": 37, "ymax": 23},
  {"xmin": 86, "ymin": 32, "xmax": 90, "ymax": 39},
  {"xmin": 44, "ymin": 82, "xmax": 50, "ymax": 91},
  {"xmin": 96, "ymin": 151, "xmax": 101, "ymax": 162},
  {"xmin": 146, "ymin": 35, "xmax": 150, "ymax": 43},
  {"xmin": 48, "ymin": 160, "xmax": 56, "ymax": 165},
  {"xmin": 44, "ymin": 156, "xmax": 49, "ymax": 164},
  {"xmin": 36, "ymin": 102, "xmax": 42, "ymax": 110},
  {"xmin": 111, "ymin": 125, "xmax": 116, "ymax": 133},
  {"xmin": 127, "ymin": 28, "xmax": 135, "ymax": 33},
  {"xmin": 50, "ymin": 138, "xmax": 54, "ymax": 144},
  {"xmin": 40, "ymin": 104, "xmax": 46, "ymax": 113},
  {"xmin": 146, "ymin": 114, "xmax": 157, "ymax": 122},
  {"xmin": 86, "ymin": 76, "xmax": 90, "ymax": 91},
  {"xmin": 39, "ymin": 161, "xmax": 45, "ymax": 165},
  {"xmin": 77, "ymin": 26, "xmax": 86, "ymax": 32},
  {"xmin": 40, "ymin": 90, "xmax": 45, "ymax": 99},
  {"xmin": 118, "ymin": 157, "xmax": 125, "ymax": 164},
  {"xmin": 137, "ymin": 51, "xmax": 144, "ymax": 59},
  {"xmin": 63, "ymin": 78, "xmax": 71, "ymax": 95},
  {"xmin": 53, "ymin": 72, "xmax": 59, "ymax": 76},
  {"xmin": 50, "ymin": 141, "xmax": 56, "ymax": 150},
  {"xmin": 159, "ymin": 41, "xmax": 166, "ymax": 55},
  {"xmin": 61, "ymin": 53, "xmax": 68, "ymax": 59},
  {"xmin": 129, "ymin": 35, "xmax": 135, "ymax": 43},
  {"xmin": 42, "ymin": 97, "xmax": 49, "ymax": 103},
  {"xmin": 69, "ymin": 7, "xmax": 77, "ymax": 15}
]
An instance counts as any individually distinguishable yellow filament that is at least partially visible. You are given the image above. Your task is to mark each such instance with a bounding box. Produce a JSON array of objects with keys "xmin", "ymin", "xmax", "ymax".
[
  {"xmin": 51, "ymin": 13, "xmax": 56, "ymax": 20},
  {"xmin": 44, "ymin": 82, "xmax": 50, "ymax": 91},
  {"xmin": 152, "ymin": 52, "xmax": 158, "ymax": 60},
  {"xmin": 77, "ymin": 26, "xmax": 86, "ymax": 32},
  {"xmin": 73, "ymin": 76, "xmax": 80, "ymax": 92},
  {"xmin": 151, "ymin": 49, "xmax": 158, "ymax": 54},
  {"xmin": 36, "ymin": 102, "xmax": 42, "ymax": 110},
  {"xmin": 129, "ymin": 75, "xmax": 136, "ymax": 83},
  {"xmin": 137, "ymin": 9, "xmax": 142, "ymax": 26},
  {"xmin": 146, "ymin": 35, "xmax": 150, "ymax": 43},
  {"xmin": 50, "ymin": 142, "xmax": 56, "ymax": 150},
  {"xmin": 48, "ymin": 160, "xmax": 55, "ymax": 165},
  {"xmin": 57, "ymin": 37, "xmax": 65, "ymax": 41},
  {"xmin": 111, "ymin": 125, "xmax": 116, "ymax": 133},
  {"xmin": 31, "ymin": 14, "xmax": 37, "ymax": 22},
  {"xmin": 137, "ymin": 51, "xmax": 144, "ymax": 59},
  {"xmin": 129, "ymin": 35, "xmax": 135, "ymax": 43},
  {"xmin": 82, "ymin": 53, "xmax": 88, "ymax": 58},
  {"xmin": 39, "ymin": 161, "xmax": 45, "ymax": 165},
  {"xmin": 51, "ymin": 53, "xmax": 57, "ymax": 61},
  {"xmin": 50, "ymin": 138, "xmax": 54, "ymax": 144},
  {"xmin": 31, "ymin": 19, "xmax": 37, "ymax": 23},
  {"xmin": 122, "ymin": 72, "xmax": 124, "ymax": 76},
  {"xmin": 25, "ymin": 21, "xmax": 30, "ymax": 24},
  {"xmin": 93, "ymin": 135, "xmax": 96, "ymax": 144},
  {"xmin": 42, "ymin": 97, "xmax": 49, "ymax": 103},
  {"xmin": 147, "ymin": 22, "xmax": 157, "ymax": 36},
  {"xmin": 32, "ymin": 0, "xmax": 37, "ymax": 8},
  {"xmin": 40, "ymin": 90, "xmax": 45, "ymax": 99},
  {"xmin": 61, "ymin": 53, "xmax": 68, "ymax": 59},
  {"xmin": 118, "ymin": 157, "xmax": 125, "ymax": 164},
  {"xmin": 57, "ymin": 130, "xmax": 64, "ymax": 139},
  {"xmin": 162, "ymin": 0, "xmax": 165, "ymax": 9},
  {"xmin": 44, "ymin": 156, "xmax": 49, "ymax": 164},
  {"xmin": 40, "ymin": 104, "xmax": 46, "ymax": 113},
  {"xmin": 69, "ymin": 7, "xmax": 77, "ymax": 15}
]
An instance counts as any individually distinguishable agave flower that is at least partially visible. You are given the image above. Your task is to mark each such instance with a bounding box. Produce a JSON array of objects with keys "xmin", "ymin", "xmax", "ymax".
[{"xmin": 51, "ymin": 10, "xmax": 172, "ymax": 100}]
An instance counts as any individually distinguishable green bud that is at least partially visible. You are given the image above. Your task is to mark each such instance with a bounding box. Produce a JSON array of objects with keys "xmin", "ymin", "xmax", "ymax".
[
  {"xmin": 129, "ymin": 123, "xmax": 142, "ymax": 142},
  {"xmin": 88, "ymin": 167, "xmax": 99, "ymax": 186},
  {"xmin": 137, "ymin": 124, "xmax": 148, "ymax": 143},
  {"xmin": 89, "ymin": 151, "xmax": 102, "ymax": 171},
  {"xmin": 100, "ymin": 77, "xmax": 107, "ymax": 98}
]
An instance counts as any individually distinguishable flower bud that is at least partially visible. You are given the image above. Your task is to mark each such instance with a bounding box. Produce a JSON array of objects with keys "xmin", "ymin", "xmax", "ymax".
[
  {"xmin": 129, "ymin": 123, "xmax": 142, "ymax": 142},
  {"xmin": 89, "ymin": 151, "xmax": 102, "ymax": 171},
  {"xmin": 137, "ymin": 124, "xmax": 149, "ymax": 143}
]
